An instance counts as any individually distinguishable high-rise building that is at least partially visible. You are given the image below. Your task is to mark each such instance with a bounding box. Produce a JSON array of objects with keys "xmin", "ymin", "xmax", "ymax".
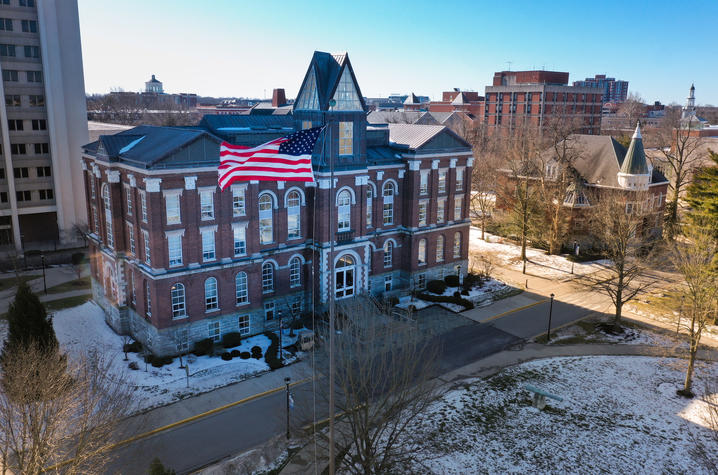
[
  {"xmin": 573, "ymin": 74, "xmax": 629, "ymax": 104},
  {"xmin": 484, "ymin": 70, "xmax": 602, "ymax": 134},
  {"xmin": 0, "ymin": 0, "xmax": 88, "ymax": 251}
]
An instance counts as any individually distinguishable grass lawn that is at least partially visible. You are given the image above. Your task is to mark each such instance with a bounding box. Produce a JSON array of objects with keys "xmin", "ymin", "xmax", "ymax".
[
  {"xmin": 45, "ymin": 276, "xmax": 90, "ymax": 294},
  {"xmin": 45, "ymin": 294, "xmax": 92, "ymax": 312},
  {"xmin": 0, "ymin": 274, "xmax": 40, "ymax": 292}
]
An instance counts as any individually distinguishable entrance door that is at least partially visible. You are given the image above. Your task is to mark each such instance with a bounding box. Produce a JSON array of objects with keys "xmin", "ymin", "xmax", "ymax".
[{"xmin": 335, "ymin": 254, "xmax": 355, "ymax": 299}]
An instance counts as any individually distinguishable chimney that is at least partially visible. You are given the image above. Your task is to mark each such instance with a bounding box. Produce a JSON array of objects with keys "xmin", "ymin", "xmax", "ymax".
[{"xmin": 272, "ymin": 88, "xmax": 286, "ymax": 107}]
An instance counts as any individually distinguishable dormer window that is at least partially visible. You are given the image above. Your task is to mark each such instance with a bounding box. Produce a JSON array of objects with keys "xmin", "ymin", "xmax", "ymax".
[{"xmin": 331, "ymin": 68, "xmax": 363, "ymax": 111}]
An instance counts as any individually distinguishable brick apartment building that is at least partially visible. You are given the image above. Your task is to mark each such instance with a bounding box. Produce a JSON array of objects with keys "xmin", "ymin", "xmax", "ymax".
[
  {"xmin": 484, "ymin": 70, "xmax": 602, "ymax": 134},
  {"xmin": 82, "ymin": 51, "xmax": 473, "ymax": 356}
]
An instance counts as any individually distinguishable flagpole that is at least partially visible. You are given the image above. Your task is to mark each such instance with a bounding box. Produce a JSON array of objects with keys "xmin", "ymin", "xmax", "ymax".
[{"xmin": 325, "ymin": 99, "xmax": 336, "ymax": 475}]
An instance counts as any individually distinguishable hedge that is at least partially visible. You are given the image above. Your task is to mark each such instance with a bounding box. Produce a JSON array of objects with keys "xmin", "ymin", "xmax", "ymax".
[
  {"xmin": 426, "ymin": 280, "xmax": 447, "ymax": 294},
  {"xmin": 417, "ymin": 291, "xmax": 474, "ymax": 310},
  {"xmin": 221, "ymin": 332, "xmax": 243, "ymax": 349},
  {"xmin": 193, "ymin": 338, "xmax": 215, "ymax": 357},
  {"xmin": 444, "ymin": 275, "xmax": 460, "ymax": 287},
  {"xmin": 263, "ymin": 331, "xmax": 283, "ymax": 370}
]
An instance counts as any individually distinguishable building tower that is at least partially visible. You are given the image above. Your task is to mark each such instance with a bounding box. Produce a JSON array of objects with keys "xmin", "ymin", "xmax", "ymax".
[
  {"xmin": 617, "ymin": 122, "xmax": 651, "ymax": 191},
  {"xmin": 0, "ymin": 0, "xmax": 89, "ymax": 251},
  {"xmin": 145, "ymin": 74, "xmax": 163, "ymax": 94},
  {"xmin": 682, "ymin": 83, "xmax": 696, "ymax": 119}
]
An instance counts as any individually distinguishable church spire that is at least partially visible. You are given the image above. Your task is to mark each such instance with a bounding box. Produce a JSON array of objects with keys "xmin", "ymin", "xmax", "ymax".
[{"xmin": 617, "ymin": 121, "xmax": 650, "ymax": 190}]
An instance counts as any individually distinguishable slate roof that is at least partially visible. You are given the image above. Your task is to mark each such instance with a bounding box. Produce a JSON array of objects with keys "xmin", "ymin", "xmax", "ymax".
[
  {"xmin": 83, "ymin": 125, "xmax": 222, "ymax": 169},
  {"xmin": 367, "ymin": 110, "xmax": 441, "ymax": 126},
  {"xmin": 199, "ymin": 114, "xmax": 294, "ymax": 141},
  {"xmin": 296, "ymin": 51, "xmax": 367, "ymax": 112},
  {"xmin": 620, "ymin": 124, "xmax": 650, "ymax": 175},
  {"xmin": 559, "ymin": 135, "xmax": 667, "ymax": 188}
]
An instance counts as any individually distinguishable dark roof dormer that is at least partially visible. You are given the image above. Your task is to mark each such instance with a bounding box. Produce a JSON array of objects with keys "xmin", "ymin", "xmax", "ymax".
[{"xmin": 294, "ymin": 51, "xmax": 367, "ymax": 112}]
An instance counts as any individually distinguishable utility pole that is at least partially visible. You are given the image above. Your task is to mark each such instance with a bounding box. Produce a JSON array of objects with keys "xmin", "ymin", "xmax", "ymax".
[
  {"xmin": 326, "ymin": 99, "xmax": 337, "ymax": 475},
  {"xmin": 285, "ymin": 376, "xmax": 291, "ymax": 440}
]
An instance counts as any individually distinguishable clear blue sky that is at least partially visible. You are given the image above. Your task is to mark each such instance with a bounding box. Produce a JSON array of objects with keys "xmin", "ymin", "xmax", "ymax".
[{"xmin": 78, "ymin": 0, "xmax": 718, "ymax": 105}]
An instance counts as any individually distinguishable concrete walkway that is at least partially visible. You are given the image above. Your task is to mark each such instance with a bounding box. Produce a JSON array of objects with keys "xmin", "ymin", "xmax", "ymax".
[{"xmin": 0, "ymin": 264, "xmax": 90, "ymax": 314}]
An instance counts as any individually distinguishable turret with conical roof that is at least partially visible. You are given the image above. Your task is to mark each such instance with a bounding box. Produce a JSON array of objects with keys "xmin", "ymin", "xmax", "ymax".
[{"xmin": 617, "ymin": 122, "xmax": 651, "ymax": 190}]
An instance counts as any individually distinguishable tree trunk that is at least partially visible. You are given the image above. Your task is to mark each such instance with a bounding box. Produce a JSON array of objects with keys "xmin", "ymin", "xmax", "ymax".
[
  {"xmin": 683, "ymin": 344, "xmax": 697, "ymax": 395},
  {"xmin": 481, "ymin": 215, "xmax": 486, "ymax": 241},
  {"xmin": 665, "ymin": 196, "xmax": 679, "ymax": 240}
]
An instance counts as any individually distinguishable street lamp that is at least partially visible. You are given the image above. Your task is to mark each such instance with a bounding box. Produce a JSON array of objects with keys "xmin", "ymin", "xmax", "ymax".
[
  {"xmin": 547, "ymin": 293, "xmax": 555, "ymax": 342},
  {"xmin": 285, "ymin": 376, "xmax": 291, "ymax": 440},
  {"xmin": 41, "ymin": 253, "xmax": 47, "ymax": 294}
]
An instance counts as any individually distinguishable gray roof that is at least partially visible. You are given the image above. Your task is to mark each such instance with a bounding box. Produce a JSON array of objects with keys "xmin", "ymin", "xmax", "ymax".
[
  {"xmin": 295, "ymin": 51, "xmax": 367, "ymax": 112},
  {"xmin": 83, "ymin": 125, "xmax": 222, "ymax": 169},
  {"xmin": 199, "ymin": 114, "xmax": 294, "ymax": 141},
  {"xmin": 403, "ymin": 93, "xmax": 420, "ymax": 105},
  {"xmin": 387, "ymin": 124, "xmax": 470, "ymax": 151},
  {"xmin": 451, "ymin": 92, "xmax": 468, "ymax": 105},
  {"xmin": 560, "ymin": 135, "xmax": 667, "ymax": 187},
  {"xmin": 620, "ymin": 127, "xmax": 649, "ymax": 175}
]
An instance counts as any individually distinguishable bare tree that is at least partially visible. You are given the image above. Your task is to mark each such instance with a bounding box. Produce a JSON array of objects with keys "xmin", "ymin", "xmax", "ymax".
[
  {"xmin": 670, "ymin": 228, "xmax": 717, "ymax": 397},
  {"xmin": 497, "ymin": 122, "xmax": 545, "ymax": 273},
  {"xmin": 650, "ymin": 110, "xmax": 705, "ymax": 240},
  {"xmin": 306, "ymin": 296, "xmax": 439, "ymax": 474},
  {"xmin": 538, "ymin": 115, "xmax": 584, "ymax": 254},
  {"xmin": 581, "ymin": 190, "xmax": 655, "ymax": 327},
  {"xmin": 617, "ymin": 92, "xmax": 646, "ymax": 130},
  {"xmin": 468, "ymin": 122, "xmax": 500, "ymax": 240},
  {"xmin": 0, "ymin": 344, "xmax": 134, "ymax": 474}
]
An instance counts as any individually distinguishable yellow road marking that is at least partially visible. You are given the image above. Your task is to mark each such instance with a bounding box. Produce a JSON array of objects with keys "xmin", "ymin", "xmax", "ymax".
[
  {"xmin": 45, "ymin": 377, "xmax": 312, "ymax": 471},
  {"xmin": 479, "ymin": 298, "xmax": 549, "ymax": 324}
]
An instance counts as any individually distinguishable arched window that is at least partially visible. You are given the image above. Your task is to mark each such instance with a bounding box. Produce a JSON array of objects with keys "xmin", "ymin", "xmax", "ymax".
[
  {"xmin": 382, "ymin": 182, "xmax": 395, "ymax": 225},
  {"xmin": 453, "ymin": 232, "xmax": 461, "ymax": 258},
  {"xmin": 102, "ymin": 184, "xmax": 113, "ymax": 248},
  {"xmin": 383, "ymin": 241, "xmax": 393, "ymax": 267},
  {"xmin": 171, "ymin": 283, "xmax": 186, "ymax": 318},
  {"xmin": 287, "ymin": 190, "xmax": 301, "ymax": 239},
  {"xmin": 436, "ymin": 235, "xmax": 445, "ymax": 263},
  {"xmin": 262, "ymin": 262, "xmax": 274, "ymax": 293},
  {"xmin": 337, "ymin": 190, "xmax": 351, "ymax": 231},
  {"xmin": 289, "ymin": 257, "xmax": 301, "ymax": 287},
  {"xmin": 259, "ymin": 194, "xmax": 273, "ymax": 244},
  {"xmin": 418, "ymin": 239, "xmax": 427, "ymax": 265},
  {"xmin": 235, "ymin": 272, "xmax": 248, "ymax": 304},
  {"xmin": 205, "ymin": 277, "xmax": 218, "ymax": 310},
  {"xmin": 335, "ymin": 255, "xmax": 355, "ymax": 299},
  {"xmin": 366, "ymin": 186, "xmax": 373, "ymax": 227}
]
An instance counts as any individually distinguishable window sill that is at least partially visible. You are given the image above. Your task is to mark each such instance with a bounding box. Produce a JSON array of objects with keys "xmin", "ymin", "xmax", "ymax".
[
  {"xmin": 287, "ymin": 236, "xmax": 302, "ymax": 241},
  {"xmin": 169, "ymin": 263, "xmax": 183, "ymax": 268},
  {"xmin": 263, "ymin": 290, "xmax": 274, "ymax": 295},
  {"xmin": 236, "ymin": 301, "xmax": 249, "ymax": 307},
  {"xmin": 203, "ymin": 258, "xmax": 217, "ymax": 263},
  {"xmin": 201, "ymin": 217, "xmax": 215, "ymax": 221},
  {"xmin": 206, "ymin": 308, "xmax": 220, "ymax": 314},
  {"xmin": 234, "ymin": 253, "xmax": 247, "ymax": 258},
  {"xmin": 172, "ymin": 315, "xmax": 188, "ymax": 320}
]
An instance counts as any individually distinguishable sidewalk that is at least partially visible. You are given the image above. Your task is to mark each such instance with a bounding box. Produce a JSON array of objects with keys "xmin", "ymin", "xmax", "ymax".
[{"xmin": 0, "ymin": 264, "xmax": 90, "ymax": 314}]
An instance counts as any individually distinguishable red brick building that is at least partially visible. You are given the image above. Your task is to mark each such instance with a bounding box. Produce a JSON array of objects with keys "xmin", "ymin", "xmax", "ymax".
[
  {"xmin": 82, "ymin": 52, "xmax": 473, "ymax": 356},
  {"xmin": 484, "ymin": 70, "xmax": 602, "ymax": 134}
]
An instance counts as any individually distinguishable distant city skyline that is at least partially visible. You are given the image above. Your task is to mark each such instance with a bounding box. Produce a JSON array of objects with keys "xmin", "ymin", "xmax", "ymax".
[{"xmin": 78, "ymin": 0, "xmax": 718, "ymax": 105}]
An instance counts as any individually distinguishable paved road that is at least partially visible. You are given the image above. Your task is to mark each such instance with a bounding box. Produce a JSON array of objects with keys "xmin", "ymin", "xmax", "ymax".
[{"xmin": 105, "ymin": 291, "xmax": 599, "ymax": 474}]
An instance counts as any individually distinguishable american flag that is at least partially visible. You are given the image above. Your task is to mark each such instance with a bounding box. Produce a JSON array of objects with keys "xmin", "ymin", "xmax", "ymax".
[{"xmin": 218, "ymin": 127, "xmax": 323, "ymax": 190}]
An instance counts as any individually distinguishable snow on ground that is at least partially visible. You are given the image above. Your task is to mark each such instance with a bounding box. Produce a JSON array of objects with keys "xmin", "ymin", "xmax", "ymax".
[
  {"xmin": 545, "ymin": 319, "xmax": 688, "ymax": 348},
  {"xmin": 397, "ymin": 278, "xmax": 513, "ymax": 313},
  {"xmin": 407, "ymin": 356, "xmax": 717, "ymax": 474},
  {"xmin": 52, "ymin": 301, "xmax": 294, "ymax": 412},
  {"xmin": 470, "ymin": 227, "xmax": 610, "ymax": 279}
]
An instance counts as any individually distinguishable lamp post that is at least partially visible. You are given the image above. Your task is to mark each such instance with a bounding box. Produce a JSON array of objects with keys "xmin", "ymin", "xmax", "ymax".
[
  {"xmin": 41, "ymin": 253, "xmax": 47, "ymax": 294},
  {"xmin": 285, "ymin": 376, "xmax": 291, "ymax": 440},
  {"xmin": 278, "ymin": 310, "xmax": 284, "ymax": 364},
  {"xmin": 547, "ymin": 293, "xmax": 555, "ymax": 342}
]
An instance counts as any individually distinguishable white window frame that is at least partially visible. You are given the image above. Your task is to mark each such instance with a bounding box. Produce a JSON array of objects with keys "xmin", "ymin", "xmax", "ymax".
[
  {"xmin": 384, "ymin": 275, "xmax": 392, "ymax": 291},
  {"xmin": 165, "ymin": 191, "xmax": 181, "ymax": 225},
  {"xmin": 208, "ymin": 321, "xmax": 220, "ymax": 342},
  {"xmin": 418, "ymin": 200, "xmax": 428, "ymax": 226},
  {"xmin": 205, "ymin": 277, "xmax": 219, "ymax": 311},
  {"xmin": 453, "ymin": 232, "xmax": 461, "ymax": 258},
  {"xmin": 417, "ymin": 273, "xmax": 426, "ymax": 290},
  {"xmin": 262, "ymin": 262, "xmax": 274, "ymax": 293},
  {"xmin": 233, "ymin": 225, "xmax": 247, "ymax": 257},
  {"xmin": 438, "ymin": 169, "xmax": 447, "ymax": 194},
  {"xmin": 289, "ymin": 257, "xmax": 301, "ymax": 288},
  {"xmin": 102, "ymin": 184, "xmax": 113, "ymax": 248},
  {"xmin": 145, "ymin": 280, "xmax": 151, "ymax": 317},
  {"xmin": 232, "ymin": 185, "xmax": 246, "ymax": 217},
  {"xmin": 259, "ymin": 193, "xmax": 274, "ymax": 245},
  {"xmin": 366, "ymin": 186, "xmax": 373, "ymax": 228},
  {"xmin": 418, "ymin": 239, "xmax": 427, "ymax": 265},
  {"xmin": 337, "ymin": 190, "xmax": 351, "ymax": 231},
  {"xmin": 339, "ymin": 121, "xmax": 353, "ymax": 155},
  {"xmin": 436, "ymin": 235, "xmax": 445, "ymax": 262},
  {"xmin": 287, "ymin": 190, "xmax": 301, "ymax": 239},
  {"xmin": 456, "ymin": 167, "xmax": 464, "ymax": 191},
  {"xmin": 171, "ymin": 283, "xmax": 186, "ymax": 318},
  {"xmin": 420, "ymin": 170, "xmax": 429, "ymax": 195},
  {"xmin": 454, "ymin": 195, "xmax": 463, "ymax": 221},
  {"xmin": 437, "ymin": 198, "xmax": 446, "ymax": 224},
  {"xmin": 127, "ymin": 223, "xmax": 135, "ymax": 255},
  {"xmin": 238, "ymin": 314, "xmax": 250, "ymax": 335},
  {"xmin": 142, "ymin": 230, "xmax": 151, "ymax": 265},
  {"xmin": 236, "ymin": 272, "xmax": 249, "ymax": 305},
  {"xmin": 125, "ymin": 186, "xmax": 133, "ymax": 215},
  {"xmin": 140, "ymin": 190, "xmax": 148, "ymax": 223},
  {"xmin": 167, "ymin": 232, "xmax": 183, "ymax": 267},
  {"xmin": 383, "ymin": 241, "xmax": 393, "ymax": 267},
  {"xmin": 201, "ymin": 227, "xmax": 216, "ymax": 262},
  {"xmin": 199, "ymin": 188, "xmax": 215, "ymax": 220},
  {"xmin": 382, "ymin": 182, "xmax": 394, "ymax": 225}
]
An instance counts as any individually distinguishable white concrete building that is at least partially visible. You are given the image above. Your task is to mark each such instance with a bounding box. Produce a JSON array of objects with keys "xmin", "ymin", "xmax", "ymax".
[{"xmin": 0, "ymin": 0, "xmax": 88, "ymax": 251}]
